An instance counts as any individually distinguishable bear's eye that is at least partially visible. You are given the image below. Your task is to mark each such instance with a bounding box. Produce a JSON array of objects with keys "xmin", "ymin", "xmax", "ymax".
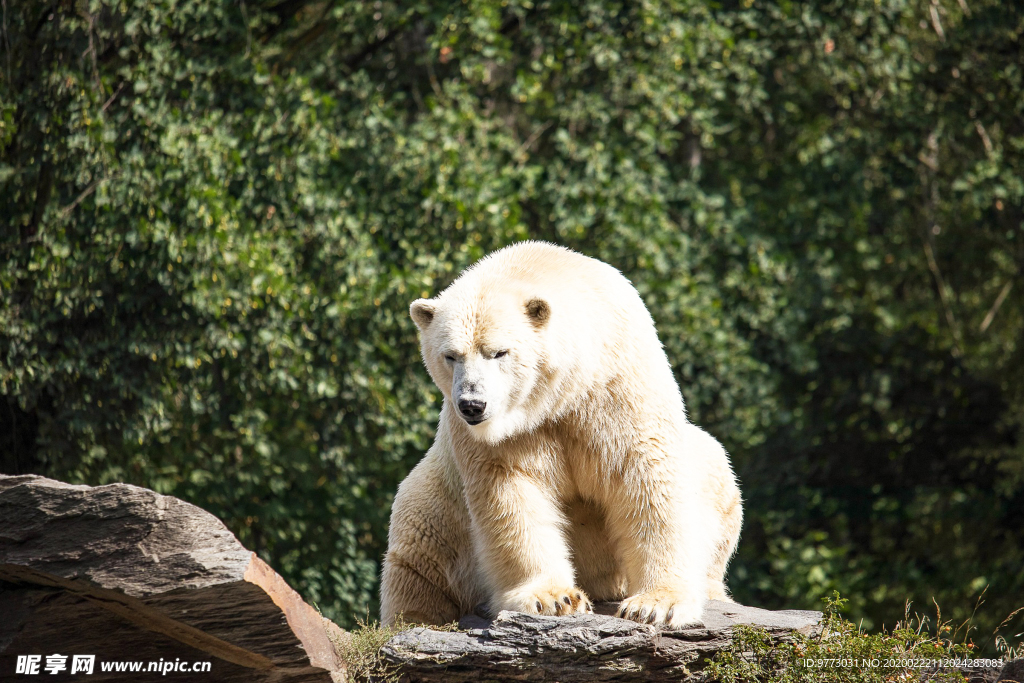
[
  {"xmin": 444, "ymin": 354, "xmax": 456, "ymax": 363},
  {"xmin": 493, "ymin": 350, "xmax": 508, "ymax": 359}
]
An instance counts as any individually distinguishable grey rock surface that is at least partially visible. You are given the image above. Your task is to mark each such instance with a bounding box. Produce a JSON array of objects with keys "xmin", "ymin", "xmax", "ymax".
[
  {"xmin": 382, "ymin": 600, "xmax": 822, "ymax": 682},
  {"xmin": 999, "ymin": 659, "xmax": 1024, "ymax": 683},
  {"xmin": 0, "ymin": 475, "xmax": 346, "ymax": 683}
]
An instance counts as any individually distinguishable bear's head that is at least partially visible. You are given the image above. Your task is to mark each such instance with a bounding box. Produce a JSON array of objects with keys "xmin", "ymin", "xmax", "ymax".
[{"xmin": 410, "ymin": 289, "xmax": 552, "ymax": 444}]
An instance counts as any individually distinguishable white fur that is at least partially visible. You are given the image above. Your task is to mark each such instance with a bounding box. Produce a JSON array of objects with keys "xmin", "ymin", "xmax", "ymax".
[{"xmin": 382, "ymin": 241, "xmax": 743, "ymax": 628}]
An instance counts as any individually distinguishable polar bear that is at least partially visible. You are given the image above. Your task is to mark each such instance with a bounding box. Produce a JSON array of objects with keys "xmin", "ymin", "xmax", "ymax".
[{"xmin": 380, "ymin": 241, "xmax": 742, "ymax": 628}]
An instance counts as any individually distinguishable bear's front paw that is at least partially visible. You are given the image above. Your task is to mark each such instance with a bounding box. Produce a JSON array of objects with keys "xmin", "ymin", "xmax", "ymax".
[
  {"xmin": 499, "ymin": 583, "xmax": 593, "ymax": 616},
  {"xmin": 616, "ymin": 590, "xmax": 704, "ymax": 629}
]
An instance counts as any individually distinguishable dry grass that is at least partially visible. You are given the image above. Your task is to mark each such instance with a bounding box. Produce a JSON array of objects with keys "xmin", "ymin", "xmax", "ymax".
[{"xmin": 326, "ymin": 614, "xmax": 461, "ymax": 683}]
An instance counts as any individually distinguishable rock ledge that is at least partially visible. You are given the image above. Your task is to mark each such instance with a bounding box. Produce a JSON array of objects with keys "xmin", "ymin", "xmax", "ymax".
[{"xmin": 382, "ymin": 600, "xmax": 822, "ymax": 682}]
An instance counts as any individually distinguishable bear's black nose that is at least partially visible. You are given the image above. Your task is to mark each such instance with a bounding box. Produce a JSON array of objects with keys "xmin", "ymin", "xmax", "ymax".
[{"xmin": 458, "ymin": 399, "xmax": 486, "ymax": 421}]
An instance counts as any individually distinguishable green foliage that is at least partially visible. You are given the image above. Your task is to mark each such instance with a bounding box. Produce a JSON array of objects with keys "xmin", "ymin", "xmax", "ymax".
[
  {"xmin": 705, "ymin": 594, "xmax": 981, "ymax": 683},
  {"xmin": 1, "ymin": 0, "xmax": 1022, "ymax": 643}
]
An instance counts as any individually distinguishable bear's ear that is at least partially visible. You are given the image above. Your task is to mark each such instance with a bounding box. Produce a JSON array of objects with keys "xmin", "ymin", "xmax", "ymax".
[
  {"xmin": 525, "ymin": 298, "xmax": 550, "ymax": 326},
  {"xmin": 410, "ymin": 299, "xmax": 436, "ymax": 330}
]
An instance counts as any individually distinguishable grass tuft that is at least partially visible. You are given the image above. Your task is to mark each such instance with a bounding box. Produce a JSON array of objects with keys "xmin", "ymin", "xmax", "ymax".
[{"xmin": 328, "ymin": 614, "xmax": 462, "ymax": 682}]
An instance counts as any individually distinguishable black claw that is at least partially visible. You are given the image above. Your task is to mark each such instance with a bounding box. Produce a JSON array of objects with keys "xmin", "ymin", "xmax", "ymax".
[
  {"xmin": 639, "ymin": 606, "xmax": 651, "ymax": 622},
  {"xmin": 555, "ymin": 601, "xmax": 563, "ymax": 614},
  {"xmin": 535, "ymin": 600, "xmax": 543, "ymax": 613},
  {"xmin": 563, "ymin": 595, "xmax": 571, "ymax": 605},
  {"xmin": 666, "ymin": 607, "xmax": 675, "ymax": 622},
  {"xmin": 575, "ymin": 592, "xmax": 582, "ymax": 600}
]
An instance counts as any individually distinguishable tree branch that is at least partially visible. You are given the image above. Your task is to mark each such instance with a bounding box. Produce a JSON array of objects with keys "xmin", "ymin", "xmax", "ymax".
[
  {"xmin": 922, "ymin": 236, "xmax": 964, "ymax": 356},
  {"xmin": 59, "ymin": 174, "xmax": 115, "ymax": 219},
  {"xmin": 979, "ymin": 280, "xmax": 1013, "ymax": 333}
]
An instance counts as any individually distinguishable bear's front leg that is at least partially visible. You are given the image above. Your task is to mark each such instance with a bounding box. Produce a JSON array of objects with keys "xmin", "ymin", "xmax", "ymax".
[
  {"xmin": 606, "ymin": 459, "xmax": 713, "ymax": 629},
  {"xmin": 465, "ymin": 467, "xmax": 593, "ymax": 617}
]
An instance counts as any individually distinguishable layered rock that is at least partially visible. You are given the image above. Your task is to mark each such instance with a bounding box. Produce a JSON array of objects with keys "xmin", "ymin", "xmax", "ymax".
[{"xmin": 0, "ymin": 475, "xmax": 346, "ymax": 682}]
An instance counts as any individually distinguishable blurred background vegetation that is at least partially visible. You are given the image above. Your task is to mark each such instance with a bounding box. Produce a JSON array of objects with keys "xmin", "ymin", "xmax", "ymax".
[{"xmin": 1, "ymin": 0, "xmax": 1021, "ymax": 648}]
